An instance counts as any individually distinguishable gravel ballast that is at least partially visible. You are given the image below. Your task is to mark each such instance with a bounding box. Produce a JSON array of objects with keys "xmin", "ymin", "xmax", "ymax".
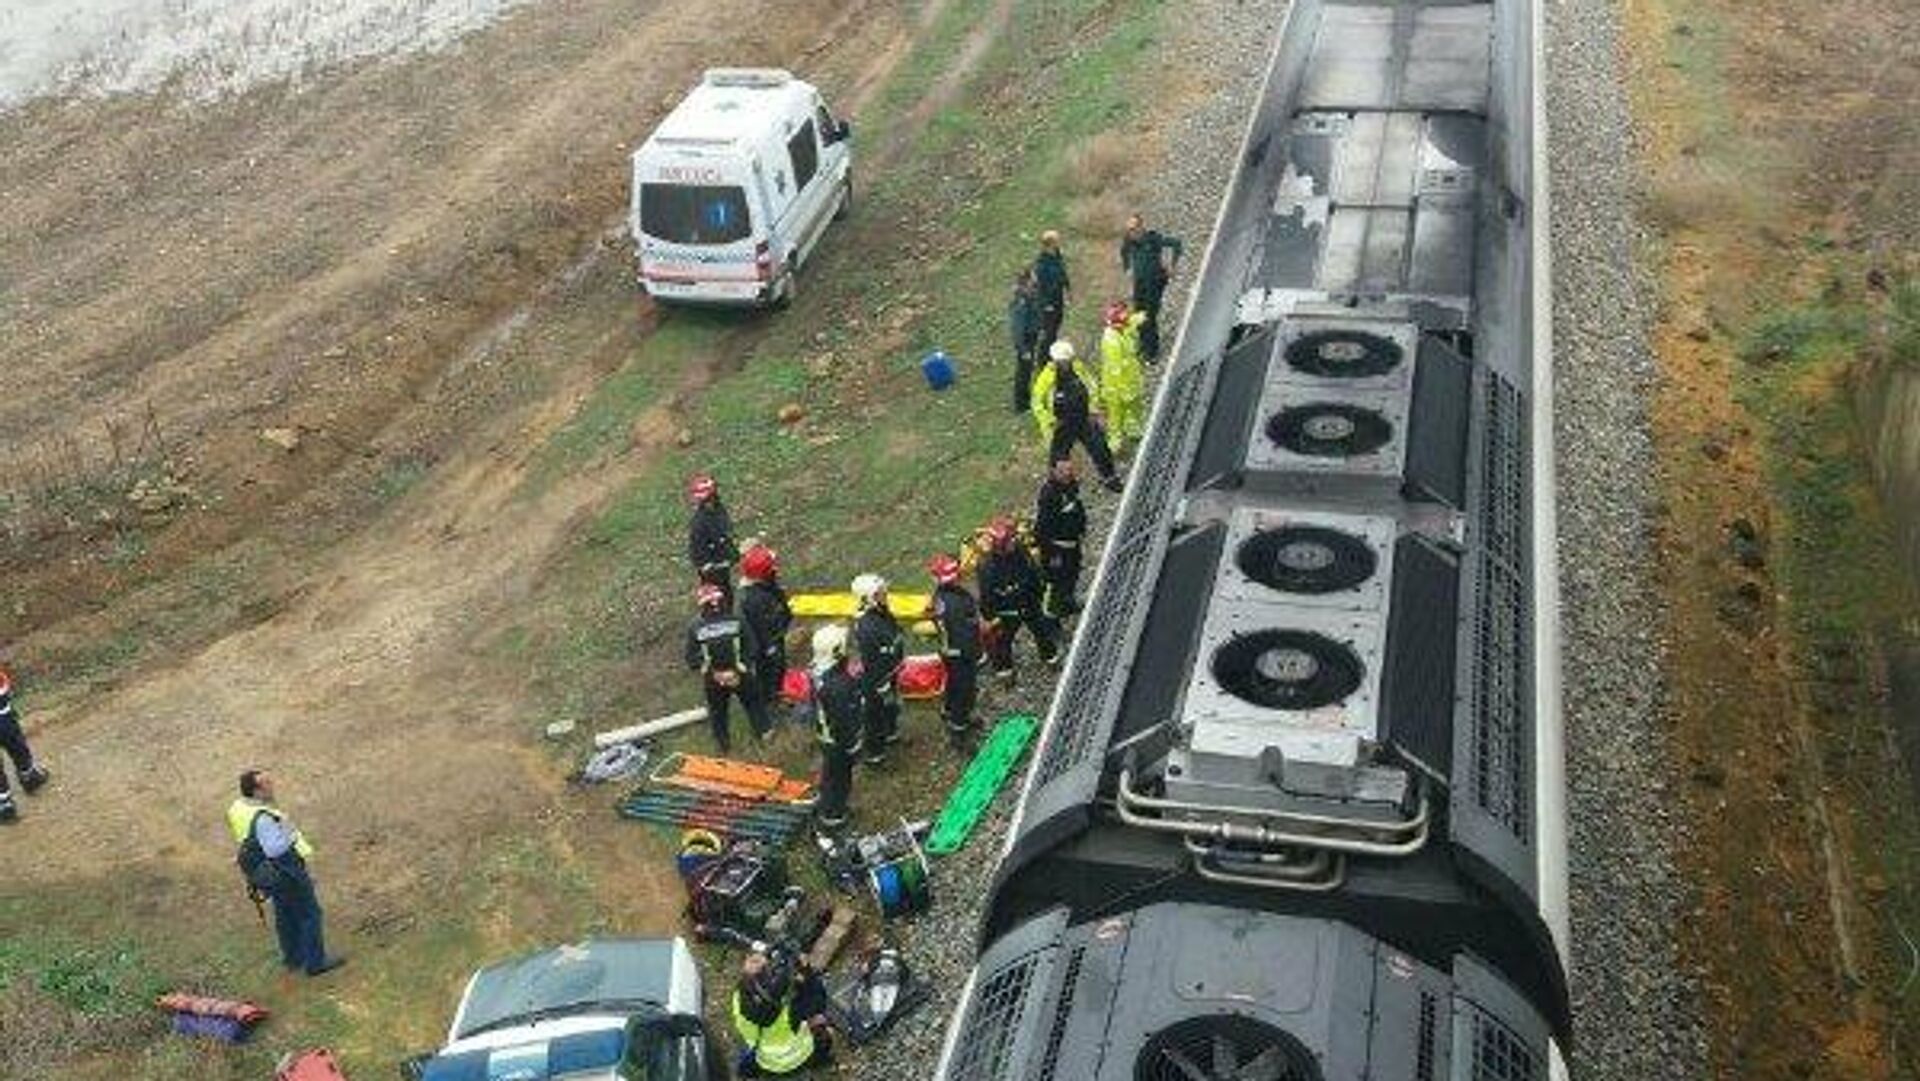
[
  {"xmin": 844, "ymin": 3, "xmax": 1289, "ymax": 1076},
  {"xmin": 1546, "ymin": 0, "xmax": 1711, "ymax": 1075}
]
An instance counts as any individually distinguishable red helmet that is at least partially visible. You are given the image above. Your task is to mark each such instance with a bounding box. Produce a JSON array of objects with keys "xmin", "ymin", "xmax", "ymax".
[
  {"xmin": 741, "ymin": 545, "xmax": 778, "ymax": 581},
  {"xmin": 695, "ymin": 582, "xmax": 726, "ymax": 609},
  {"xmin": 687, "ymin": 473, "xmax": 717, "ymax": 502},
  {"xmin": 985, "ymin": 516, "xmax": 1017, "ymax": 552},
  {"xmin": 928, "ymin": 553, "xmax": 962, "ymax": 584},
  {"xmin": 1104, "ymin": 300, "xmax": 1130, "ymax": 328}
]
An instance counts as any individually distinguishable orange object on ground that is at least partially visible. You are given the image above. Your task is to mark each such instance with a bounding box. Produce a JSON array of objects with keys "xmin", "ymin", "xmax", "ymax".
[
  {"xmin": 648, "ymin": 752, "xmax": 816, "ymax": 803},
  {"xmin": 156, "ymin": 992, "xmax": 269, "ymax": 1025},
  {"xmin": 277, "ymin": 1048, "xmax": 350, "ymax": 1081},
  {"xmin": 898, "ymin": 654, "xmax": 947, "ymax": 699}
]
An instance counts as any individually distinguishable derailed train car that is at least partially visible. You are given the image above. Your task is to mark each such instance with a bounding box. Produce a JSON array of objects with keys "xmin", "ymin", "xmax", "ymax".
[{"xmin": 936, "ymin": 0, "xmax": 1569, "ymax": 1076}]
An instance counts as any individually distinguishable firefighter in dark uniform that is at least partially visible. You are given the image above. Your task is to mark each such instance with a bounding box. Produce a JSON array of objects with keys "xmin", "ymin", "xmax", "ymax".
[
  {"xmin": 684, "ymin": 583, "xmax": 771, "ymax": 753},
  {"xmin": 977, "ymin": 517, "xmax": 1060, "ymax": 680},
  {"xmin": 738, "ymin": 545, "xmax": 793, "ymax": 709},
  {"xmin": 809, "ymin": 624, "xmax": 862, "ymax": 830},
  {"xmin": 850, "ymin": 574, "xmax": 904, "ymax": 765},
  {"xmin": 1034, "ymin": 457, "xmax": 1088, "ymax": 618},
  {"xmin": 1120, "ymin": 213, "xmax": 1183, "ymax": 361},
  {"xmin": 686, "ymin": 473, "xmax": 740, "ymax": 610},
  {"xmin": 926, "ymin": 553, "xmax": 983, "ymax": 751},
  {"xmin": 1032, "ymin": 341, "xmax": 1123, "ymax": 492},
  {"xmin": 0, "ymin": 668, "xmax": 49, "ymax": 824}
]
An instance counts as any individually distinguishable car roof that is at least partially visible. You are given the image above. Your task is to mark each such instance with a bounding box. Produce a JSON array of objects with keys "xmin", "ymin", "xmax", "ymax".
[
  {"xmin": 452, "ymin": 938, "xmax": 683, "ymax": 1041},
  {"xmin": 651, "ymin": 69, "xmax": 815, "ymax": 148}
]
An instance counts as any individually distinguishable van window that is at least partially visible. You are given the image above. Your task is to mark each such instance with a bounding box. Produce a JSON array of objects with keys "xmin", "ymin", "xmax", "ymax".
[
  {"xmin": 639, "ymin": 184, "xmax": 751, "ymax": 245},
  {"xmin": 786, "ymin": 121, "xmax": 819, "ymax": 192}
]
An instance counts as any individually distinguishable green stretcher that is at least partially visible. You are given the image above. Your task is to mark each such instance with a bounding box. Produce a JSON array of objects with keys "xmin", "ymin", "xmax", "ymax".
[{"xmin": 925, "ymin": 714, "xmax": 1039, "ymax": 856}]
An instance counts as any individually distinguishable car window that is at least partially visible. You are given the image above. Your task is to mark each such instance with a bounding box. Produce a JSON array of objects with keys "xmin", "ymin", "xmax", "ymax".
[
  {"xmin": 623, "ymin": 1017, "xmax": 709, "ymax": 1080},
  {"xmin": 786, "ymin": 120, "xmax": 819, "ymax": 192},
  {"xmin": 419, "ymin": 1029, "xmax": 627, "ymax": 1081},
  {"xmin": 638, "ymin": 184, "xmax": 751, "ymax": 245}
]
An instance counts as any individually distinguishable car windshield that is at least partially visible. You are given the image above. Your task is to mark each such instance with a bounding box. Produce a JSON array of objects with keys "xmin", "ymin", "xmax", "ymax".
[
  {"xmin": 420, "ymin": 1027, "xmax": 625, "ymax": 1081},
  {"xmin": 639, "ymin": 184, "xmax": 751, "ymax": 245}
]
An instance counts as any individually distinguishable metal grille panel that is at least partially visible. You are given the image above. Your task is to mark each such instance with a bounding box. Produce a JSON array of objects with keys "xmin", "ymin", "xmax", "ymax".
[
  {"xmin": 948, "ymin": 954, "xmax": 1043, "ymax": 1081},
  {"xmin": 1417, "ymin": 991, "xmax": 1439, "ymax": 1081},
  {"xmin": 1035, "ymin": 945, "xmax": 1087, "ymax": 1081},
  {"xmin": 1470, "ymin": 1010, "xmax": 1542, "ymax": 1081},
  {"xmin": 1468, "ymin": 373, "xmax": 1531, "ymax": 839}
]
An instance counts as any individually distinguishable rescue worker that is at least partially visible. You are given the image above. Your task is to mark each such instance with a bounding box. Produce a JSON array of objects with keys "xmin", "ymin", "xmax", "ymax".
[
  {"xmin": 1119, "ymin": 213, "xmax": 1184, "ymax": 361},
  {"xmin": 977, "ymin": 517, "xmax": 1060, "ymax": 679},
  {"xmin": 685, "ymin": 583, "xmax": 772, "ymax": 753},
  {"xmin": 1031, "ymin": 340, "xmax": 1123, "ymax": 492},
  {"xmin": 687, "ymin": 473, "xmax": 739, "ymax": 611},
  {"xmin": 1032, "ymin": 229, "xmax": 1071, "ymax": 353},
  {"xmin": 926, "ymin": 553, "xmax": 983, "ymax": 751},
  {"xmin": 732, "ymin": 948, "xmax": 833, "ymax": 1076},
  {"xmin": 0, "ymin": 667, "xmax": 49, "ymax": 824},
  {"xmin": 1034, "ymin": 458, "xmax": 1088, "ymax": 618},
  {"xmin": 1008, "ymin": 267, "xmax": 1042, "ymax": 414},
  {"xmin": 850, "ymin": 573, "xmax": 905, "ymax": 765},
  {"xmin": 227, "ymin": 770, "xmax": 343, "ymax": 976},
  {"xmin": 1097, "ymin": 300, "xmax": 1150, "ymax": 450},
  {"xmin": 809, "ymin": 624, "xmax": 862, "ymax": 830},
  {"xmin": 738, "ymin": 545, "xmax": 794, "ymax": 709}
]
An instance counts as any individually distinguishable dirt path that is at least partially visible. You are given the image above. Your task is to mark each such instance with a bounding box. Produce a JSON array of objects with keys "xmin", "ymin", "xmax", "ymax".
[{"xmin": 1, "ymin": 0, "xmax": 997, "ymax": 895}]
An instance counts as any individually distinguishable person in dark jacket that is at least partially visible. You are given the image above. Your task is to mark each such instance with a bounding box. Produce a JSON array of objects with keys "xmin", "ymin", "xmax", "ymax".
[
  {"xmin": 925, "ymin": 553, "xmax": 983, "ymax": 751},
  {"xmin": 976, "ymin": 517, "xmax": 1060, "ymax": 680},
  {"xmin": 808, "ymin": 624, "xmax": 862, "ymax": 830},
  {"xmin": 1032, "ymin": 230, "xmax": 1070, "ymax": 353},
  {"xmin": 1120, "ymin": 213, "xmax": 1183, "ymax": 361},
  {"xmin": 0, "ymin": 668, "xmax": 49, "ymax": 824},
  {"xmin": 685, "ymin": 583, "xmax": 771, "ymax": 753},
  {"xmin": 1035, "ymin": 341, "xmax": 1122, "ymax": 492},
  {"xmin": 738, "ymin": 544, "xmax": 793, "ymax": 712},
  {"xmin": 1008, "ymin": 267, "xmax": 1042, "ymax": 414},
  {"xmin": 686, "ymin": 473, "xmax": 739, "ymax": 611},
  {"xmin": 1034, "ymin": 458, "xmax": 1089, "ymax": 618},
  {"xmin": 850, "ymin": 574, "xmax": 904, "ymax": 765}
]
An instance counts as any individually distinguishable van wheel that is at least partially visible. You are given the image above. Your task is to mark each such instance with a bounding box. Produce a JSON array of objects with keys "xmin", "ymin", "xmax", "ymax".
[{"xmin": 834, "ymin": 177, "xmax": 853, "ymax": 221}]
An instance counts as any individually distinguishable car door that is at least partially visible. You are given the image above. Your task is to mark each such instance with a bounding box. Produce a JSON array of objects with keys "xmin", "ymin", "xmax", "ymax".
[{"xmin": 781, "ymin": 115, "xmax": 831, "ymax": 260}]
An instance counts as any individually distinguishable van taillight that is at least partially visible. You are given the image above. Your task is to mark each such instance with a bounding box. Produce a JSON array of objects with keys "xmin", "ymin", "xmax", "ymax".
[{"xmin": 753, "ymin": 241, "xmax": 773, "ymax": 281}]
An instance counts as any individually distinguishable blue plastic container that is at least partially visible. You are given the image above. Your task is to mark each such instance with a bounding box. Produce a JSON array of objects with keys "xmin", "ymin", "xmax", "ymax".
[{"xmin": 920, "ymin": 350, "xmax": 956, "ymax": 391}]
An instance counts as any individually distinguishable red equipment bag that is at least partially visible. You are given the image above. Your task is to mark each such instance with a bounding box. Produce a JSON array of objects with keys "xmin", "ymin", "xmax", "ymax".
[
  {"xmin": 897, "ymin": 654, "xmax": 947, "ymax": 700},
  {"xmin": 780, "ymin": 667, "xmax": 814, "ymax": 704},
  {"xmin": 276, "ymin": 1048, "xmax": 350, "ymax": 1081}
]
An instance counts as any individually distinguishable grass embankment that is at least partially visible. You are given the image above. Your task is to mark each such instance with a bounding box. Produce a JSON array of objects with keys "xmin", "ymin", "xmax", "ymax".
[
  {"xmin": 1, "ymin": 0, "xmax": 1183, "ymax": 1076},
  {"xmin": 1634, "ymin": 0, "xmax": 1920, "ymax": 1071}
]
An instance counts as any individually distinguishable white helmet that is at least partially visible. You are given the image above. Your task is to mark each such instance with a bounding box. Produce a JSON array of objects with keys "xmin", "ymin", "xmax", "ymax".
[
  {"xmin": 1048, "ymin": 340, "xmax": 1075, "ymax": 362},
  {"xmin": 811, "ymin": 624, "xmax": 850, "ymax": 667},
  {"xmin": 851, "ymin": 573, "xmax": 887, "ymax": 605}
]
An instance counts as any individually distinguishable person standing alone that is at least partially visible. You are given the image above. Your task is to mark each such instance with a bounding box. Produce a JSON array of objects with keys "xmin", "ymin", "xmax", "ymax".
[
  {"xmin": 1032, "ymin": 230, "xmax": 1071, "ymax": 353},
  {"xmin": 228, "ymin": 770, "xmax": 343, "ymax": 976},
  {"xmin": 0, "ymin": 668, "xmax": 49, "ymax": 824},
  {"xmin": 1120, "ymin": 214, "xmax": 1183, "ymax": 361}
]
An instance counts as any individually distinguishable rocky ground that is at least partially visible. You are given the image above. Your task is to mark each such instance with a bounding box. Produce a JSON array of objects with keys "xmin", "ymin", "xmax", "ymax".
[{"xmin": 1545, "ymin": 0, "xmax": 1712, "ymax": 1075}]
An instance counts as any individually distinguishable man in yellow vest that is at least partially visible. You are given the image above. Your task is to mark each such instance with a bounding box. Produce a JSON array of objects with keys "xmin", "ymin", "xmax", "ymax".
[
  {"xmin": 226, "ymin": 769, "xmax": 343, "ymax": 977},
  {"xmin": 1097, "ymin": 300, "xmax": 1150, "ymax": 451},
  {"xmin": 731, "ymin": 948, "xmax": 833, "ymax": 1075}
]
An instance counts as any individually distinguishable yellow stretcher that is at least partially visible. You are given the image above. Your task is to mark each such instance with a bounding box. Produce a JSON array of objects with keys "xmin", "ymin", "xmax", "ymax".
[{"xmin": 788, "ymin": 591, "xmax": 938, "ymax": 641}]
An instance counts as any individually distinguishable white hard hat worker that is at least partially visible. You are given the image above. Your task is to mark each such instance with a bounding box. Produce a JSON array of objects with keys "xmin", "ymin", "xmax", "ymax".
[
  {"xmin": 850, "ymin": 573, "xmax": 888, "ymax": 608},
  {"xmin": 811, "ymin": 624, "xmax": 850, "ymax": 669},
  {"xmin": 1049, "ymin": 339, "xmax": 1076, "ymax": 363}
]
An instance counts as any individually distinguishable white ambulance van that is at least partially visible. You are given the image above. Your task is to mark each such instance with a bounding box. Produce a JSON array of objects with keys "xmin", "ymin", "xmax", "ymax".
[{"xmin": 630, "ymin": 68, "xmax": 852, "ymax": 308}]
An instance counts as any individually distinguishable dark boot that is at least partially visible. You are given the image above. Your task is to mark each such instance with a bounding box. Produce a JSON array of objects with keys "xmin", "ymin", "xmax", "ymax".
[
  {"xmin": 0, "ymin": 794, "xmax": 16, "ymax": 823},
  {"xmin": 20, "ymin": 766, "xmax": 48, "ymax": 794}
]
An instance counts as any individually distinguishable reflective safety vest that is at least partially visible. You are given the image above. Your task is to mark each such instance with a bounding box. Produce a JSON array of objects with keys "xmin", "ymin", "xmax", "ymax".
[
  {"xmin": 225, "ymin": 798, "xmax": 315, "ymax": 860},
  {"xmin": 731, "ymin": 989, "xmax": 815, "ymax": 1073}
]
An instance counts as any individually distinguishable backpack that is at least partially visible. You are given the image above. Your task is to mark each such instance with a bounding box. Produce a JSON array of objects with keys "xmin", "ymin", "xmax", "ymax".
[{"xmin": 236, "ymin": 811, "xmax": 287, "ymax": 893}]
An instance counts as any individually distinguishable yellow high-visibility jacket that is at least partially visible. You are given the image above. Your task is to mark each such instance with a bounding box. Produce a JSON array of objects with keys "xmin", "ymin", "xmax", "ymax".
[
  {"xmin": 1029, "ymin": 359, "xmax": 1102, "ymax": 442},
  {"xmin": 1098, "ymin": 312, "xmax": 1149, "ymax": 441}
]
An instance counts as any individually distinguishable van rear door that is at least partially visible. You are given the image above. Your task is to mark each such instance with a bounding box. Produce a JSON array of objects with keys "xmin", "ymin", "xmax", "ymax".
[{"xmin": 632, "ymin": 154, "xmax": 771, "ymax": 303}]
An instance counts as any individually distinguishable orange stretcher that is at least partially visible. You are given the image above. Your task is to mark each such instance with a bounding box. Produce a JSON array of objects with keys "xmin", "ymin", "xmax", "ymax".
[{"xmin": 648, "ymin": 752, "xmax": 817, "ymax": 804}]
